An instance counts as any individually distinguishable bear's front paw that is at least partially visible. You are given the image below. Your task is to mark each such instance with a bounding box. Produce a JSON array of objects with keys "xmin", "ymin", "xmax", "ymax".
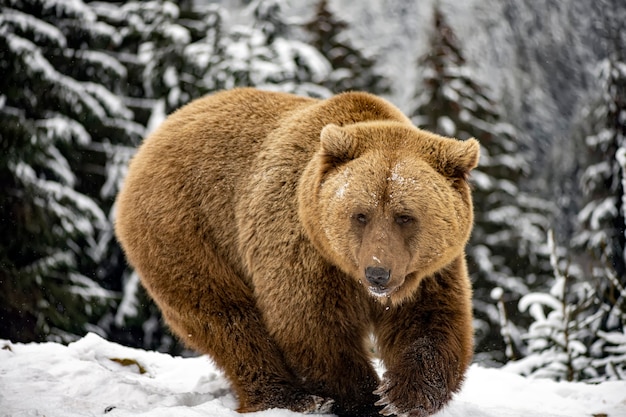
[
  {"xmin": 374, "ymin": 375, "xmax": 446, "ymax": 417},
  {"xmin": 374, "ymin": 343, "xmax": 459, "ymax": 417}
]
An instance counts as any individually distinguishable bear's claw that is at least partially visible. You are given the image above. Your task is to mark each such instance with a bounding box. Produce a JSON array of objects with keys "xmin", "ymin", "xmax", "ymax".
[
  {"xmin": 374, "ymin": 380, "xmax": 397, "ymax": 416},
  {"xmin": 380, "ymin": 404, "xmax": 398, "ymax": 417},
  {"xmin": 374, "ymin": 376, "xmax": 432, "ymax": 417},
  {"xmin": 303, "ymin": 395, "xmax": 334, "ymax": 414}
]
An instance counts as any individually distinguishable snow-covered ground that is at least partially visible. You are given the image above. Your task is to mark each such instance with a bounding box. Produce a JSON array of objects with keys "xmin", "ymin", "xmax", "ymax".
[{"xmin": 1, "ymin": 333, "xmax": 625, "ymax": 417}]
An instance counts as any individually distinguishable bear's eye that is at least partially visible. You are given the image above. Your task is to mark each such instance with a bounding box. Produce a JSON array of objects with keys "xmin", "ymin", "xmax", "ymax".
[
  {"xmin": 395, "ymin": 215, "xmax": 414, "ymax": 225},
  {"xmin": 353, "ymin": 213, "xmax": 368, "ymax": 225}
]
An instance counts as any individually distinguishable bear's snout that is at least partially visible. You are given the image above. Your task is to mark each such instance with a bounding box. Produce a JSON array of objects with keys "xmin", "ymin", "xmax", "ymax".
[{"xmin": 365, "ymin": 266, "xmax": 391, "ymax": 287}]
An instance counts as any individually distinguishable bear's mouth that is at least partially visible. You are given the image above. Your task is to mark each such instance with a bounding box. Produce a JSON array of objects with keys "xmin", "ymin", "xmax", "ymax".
[{"xmin": 367, "ymin": 285, "xmax": 394, "ymax": 298}]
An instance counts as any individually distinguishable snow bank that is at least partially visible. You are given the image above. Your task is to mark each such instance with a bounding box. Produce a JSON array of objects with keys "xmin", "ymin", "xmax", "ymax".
[{"xmin": 1, "ymin": 333, "xmax": 624, "ymax": 417}]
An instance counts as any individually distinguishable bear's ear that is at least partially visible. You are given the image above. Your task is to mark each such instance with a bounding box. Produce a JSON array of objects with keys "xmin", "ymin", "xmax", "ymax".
[
  {"xmin": 320, "ymin": 124, "xmax": 358, "ymax": 166},
  {"xmin": 437, "ymin": 138, "xmax": 480, "ymax": 179}
]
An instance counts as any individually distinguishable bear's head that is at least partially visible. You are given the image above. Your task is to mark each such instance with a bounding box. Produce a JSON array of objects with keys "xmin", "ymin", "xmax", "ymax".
[{"xmin": 299, "ymin": 121, "xmax": 480, "ymax": 304}]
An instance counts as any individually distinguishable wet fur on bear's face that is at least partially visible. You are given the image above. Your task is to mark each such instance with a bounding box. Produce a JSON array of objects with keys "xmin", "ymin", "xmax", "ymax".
[{"xmin": 312, "ymin": 122, "xmax": 479, "ymax": 304}]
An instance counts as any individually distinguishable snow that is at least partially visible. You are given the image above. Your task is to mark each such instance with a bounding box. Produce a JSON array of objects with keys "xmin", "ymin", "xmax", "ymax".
[
  {"xmin": 580, "ymin": 196, "xmax": 618, "ymax": 231},
  {"xmin": 437, "ymin": 116, "xmax": 456, "ymax": 137},
  {"xmin": 50, "ymin": 0, "xmax": 97, "ymax": 21},
  {"xmin": 1, "ymin": 333, "xmax": 625, "ymax": 417},
  {"xmin": 22, "ymin": 251, "xmax": 74, "ymax": 278},
  {"xmin": 72, "ymin": 50, "xmax": 128, "ymax": 81},
  {"xmin": 36, "ymin": 115, "xmax": 92, "ymax": 146},
  {"xmin": 68, "ymin": 273, "xmax": 117, "ymax": 300},
  {"xmin": 490, "ymin": 287, "xmax": 503, "ymax": 300},
  {"xmin": 163, "ymin": 23, "xmax": 191, "ymax": 44},
  {"xmin": 10, "ymin": 161, "xmax": 107, "ymax": 238},
  {"xmin": 42, "ymin": 145, "xmax": 75, "ymax": 187},
  {"xmin": 2, "ymin": 8, "xmax": 67, "ymax": 48},
  {"xmin": 146, "ymin": 98, "xmax": 167, "ymax": 135},
  {"xmin": 274, "ymin": 39, "xmax": 331, "ymax": 83},
  {"xmin": 83, "ymin": 82, "xmax": 134, "ymax": 120},
  {"xmin": 114, "ymin": 271, "xmax": 141, "ymax": 327},
  {"xmin": 6, "ymin": 32, "xmax": 110, "ymax": 123},
  {"xmin": 468, "ymin": 170, "xmax": 492, "ymax": 190}
]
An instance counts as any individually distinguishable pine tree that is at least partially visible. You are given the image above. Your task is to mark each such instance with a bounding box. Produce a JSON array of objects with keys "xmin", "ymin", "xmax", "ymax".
[
  {"xmin": 595, "ymin": 328, "xmax": 626, "ymax": 380},
  {"xmin": 0, "ymin": 0, "xmax": 143, "ymax": 342},
  {"xmin": 573, "ymin": 48, "xmax": 626, "ymax": 380},
  {"xmin": 505, "ymin": 231, "xmax": 626, "ymax": 382},
  {"xmin": 509, "ymin": 49, "xmax": 626, "ymax": 379},
  {"xmin": 304, "ymin": 0, "xmax": 390, "ymax": 94},
  {"xmin": 590, "ymin": 263, "xmax": 626, "ymax": 380},
  {"xmin": 0, "ymin": 0, "xmax": 233, "ymax": 351},
  {"xmin": 90, "ymin": 1, "xmax": 225, "ymax": 118},
  {"xmin": 205, "ymin": 0, "xmax": 332, "ymax": 98},
  {"xmin": 505, "ymin": 231, "xmax": 601, "ymax": 381},
  {"xmin": 410, "ymin": 7, "xmax": 555, "ymax": 363},
  {"xmin": 574, "ymin": 56, "xmax": 626, "ymax": 284}
]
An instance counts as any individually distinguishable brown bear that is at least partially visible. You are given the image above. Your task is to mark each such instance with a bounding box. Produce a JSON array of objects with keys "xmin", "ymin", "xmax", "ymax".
[{"xmin": 114, "ymin": 88, "xmax": 479, "ymax": 417}]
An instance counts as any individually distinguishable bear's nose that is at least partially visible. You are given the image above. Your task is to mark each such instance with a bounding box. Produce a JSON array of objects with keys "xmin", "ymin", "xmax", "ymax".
[{"xmin": 365, "ymin": 266, "xmax": 391, "ymax": 287}]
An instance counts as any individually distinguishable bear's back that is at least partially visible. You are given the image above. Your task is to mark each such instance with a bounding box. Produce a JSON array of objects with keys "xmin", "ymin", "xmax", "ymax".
[{"xmin": 115, "ymin": 89, "xmax": 315, "ymax": 279}]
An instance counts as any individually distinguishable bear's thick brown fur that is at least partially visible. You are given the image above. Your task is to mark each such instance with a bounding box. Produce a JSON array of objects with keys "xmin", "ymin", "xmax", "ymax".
[{"xmin": 115, "ymin": 88, "xmax": 479, "ymax": 417}]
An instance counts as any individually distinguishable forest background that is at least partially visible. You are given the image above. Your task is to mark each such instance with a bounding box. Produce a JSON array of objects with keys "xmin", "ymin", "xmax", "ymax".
[{"xmin": 1, "ymin": 0, "xmax": 625, "ymax": 383}]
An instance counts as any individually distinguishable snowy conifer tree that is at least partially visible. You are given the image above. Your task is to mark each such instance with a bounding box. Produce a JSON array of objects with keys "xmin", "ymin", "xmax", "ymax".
[
  {"xmin": 206, "ymin": 0, "xmax": 332, "ymax": 98},
  {"xmin": 590, "ymin": 264, "xmax": 626, "ymax": 381},
  {"xmin": 410, "ymin": 7, "xmax": 555, "ymax": 363},
  {"xmin": 304, "ymin": 0, "xmax": 390, "ymax": 94},
  {"xmin": 508, "ymin": 49, "xmax": 626, "ymax": 379},
  {"xmin": 506, "ymin": 231, "xmax": 626, "ymax": 382},
  {"xmin": 0, "ymin": 0, "xmax": 229, "ymax": 351},
  {"xmin": 574, "ymin": 56, "xmax": 626, "ymax": 284},
  {"xmin": 90, "ymin": 1, "xmax": 224, "ymax": 117},
  {"xmin": 573, "ymin": 48, "xmax": 626, "ymax": 380},
  {"xmin": 505, "ymin": 231, "xmax": 601, "ymax": 381},
  {"xmin": 0, "ymin": 1, "xmax": 143, "ymax": 342}
]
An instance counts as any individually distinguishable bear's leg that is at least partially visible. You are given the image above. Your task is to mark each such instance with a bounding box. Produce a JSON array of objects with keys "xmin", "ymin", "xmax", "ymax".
[
  {"xmin": 254, "ymin": 269, "xmax": 381, "ymax": 417},
  {"xmin": 373, "ymin": 260, "xmax": 474, "ymax": 417},
  {"xmin": 136, "ymin": 246, "xmax": 333, "ymax": 414}
]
